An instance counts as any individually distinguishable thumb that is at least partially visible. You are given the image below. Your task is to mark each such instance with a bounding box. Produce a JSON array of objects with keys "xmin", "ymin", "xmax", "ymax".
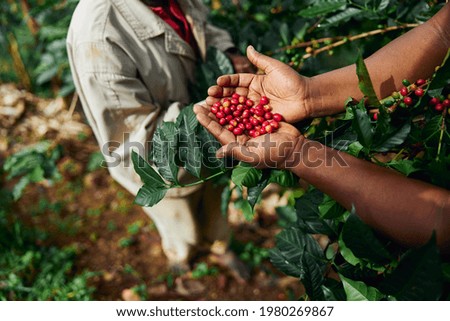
[{"xmin": 246, "ymin": 45, "xmax": 281, "ymax": 74}]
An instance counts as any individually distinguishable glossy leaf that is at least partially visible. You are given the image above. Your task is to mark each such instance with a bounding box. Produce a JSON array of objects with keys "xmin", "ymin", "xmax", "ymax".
[
  {"xmin": 152, "ymin": 122, "xmax": 179, "ymax": 183},
  {"xmin": 340, "ymin": 275, "xmax": 385, "ymax": 301},
  {"xmin": 356, "ymin": 53, "xmax": 381, "ymax": 108},
  {"xmin": 300, "ymin": 252, "xmax": 326, "ymax": 301},
  {"xmin": 131, "ymin": 151, "xmax": 166, "ymax": 188},
  {"xmin": 231, "ymin": 163, "xmax": 263, "ymax": 188},
  {"xmin": 135, "ymin": 184, "xmax": 168, "ymax": 207},
  {"xmin": 247, "ymin": 171, "xmax": 270, "ymax": 208},
  {"xmin": 341, "ymin": 212, "xmax": 392, "ymax": 265},
  {"xmin": 379, "ymin": 234, "xmax": 443, "ymax": 300},
  {"xmin": 373, "ymin": 123, "xmax": 411, "ymax": 152},
  {"xmin": 351, "ymin": 104, "xmax": 374, "ymax": 148},
  {"xmin": 298, "ymin": 0, "xmax": 347, "ymax": 18},
  {"xmin": 178, "ymin": 105, "xmax": 202, "ymax": 178}
]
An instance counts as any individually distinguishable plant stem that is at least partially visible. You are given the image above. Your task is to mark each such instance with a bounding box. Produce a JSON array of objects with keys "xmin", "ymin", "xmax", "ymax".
[
  {"xmin": 177, "ymin": 169, "xmax": 229, "ymax": 188},
  {"xmin": 436, "ymin": 111, "xmax": 447, "ymax": 160}
]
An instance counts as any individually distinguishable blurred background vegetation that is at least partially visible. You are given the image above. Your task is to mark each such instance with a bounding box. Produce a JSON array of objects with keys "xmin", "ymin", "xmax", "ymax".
[{"xmin": 0, "ymin": 0, "xmax": 447, "ymax": 301}]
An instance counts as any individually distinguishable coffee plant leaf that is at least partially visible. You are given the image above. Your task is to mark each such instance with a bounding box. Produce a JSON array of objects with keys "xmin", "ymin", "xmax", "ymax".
[
  {"xmin": 372, "ymin": 122, "xmax": 411, "ymax": 152},
  {"xmin": 152, "ymin": 122, "xmax": 179, "ymax": 184},
  {"xmin": 379, "ymin": 233, "xmax": 443, "ymax": 300},
  {"xmin": 351, "ymin": 101, "xmax": 374, "ymax": 148},
  {"xmin": 135, "ymin": 184, "xmax": 168, "ymax": 207},
  {"xmin": 178, "ymin": 105, "xmax": 202, "ymax": 178},
  {"xmin": 429, "ymin": 48, "xmax": 450, "ymax": 90},
  {"xmin": 197, "ymin": 126, "xmax": 226, "ymax": 171},
  {"xmin": 321, "ymin": 278, "xmax": 347, "ymax": 301},
  {"xmin": 220, "ymin": 184, "xmax": 232, "ymax": 216},
  {"xmin": 234, "ymin": 198, "xmax": 254, "ymax": 221},
  {"xmin": 318, "ymin": 195, "xmax": 346, "ymax": 220},
  {"xmin": 231, "ymin": 163, "xmax": 263, "ymax": 188},
  {"xmin": 268, "ymin": 169, "xmax": 298, "ymax": 187},
  {"xmin": 339, "ymin": 275, "xmax": 385, "ymax": 301},
  {"xmin": 386, "ymin": 159, "xmax": 421, "ymax": 176},
  {"xmin": 298, "ymin": 0, "xmax": 347, "ymax": 18},
  {"xmin": 321, "ymin": 8, "xmax": 362, "ymax": 27},
  {"xmin": 300, "ymin": 251, "xmax": 326, "ymax": 301},
  {"xmin": 295, "ymin": 189, "xmax": 338, "ymax": 237},
  {"xmin": 269, "ymin": 248, "xmax": 302, "ymax": 278},
  {"xmin": 276, "ymin": 206, "xmax": 298, "ymax": 227},
  {"xmin": 247, "ymin": 171, "xmax": 270, "ymax": 208},
  {"xmin": 132, "ymin": 151, "xmax": 166, "ymax": 188},
  {"xmin": 341, "ymin": 212, "xmax": 393, "ymax": 265},
  {"xmin": 356, "ymin": 53, "xmax": 382, "ymax": 108}
]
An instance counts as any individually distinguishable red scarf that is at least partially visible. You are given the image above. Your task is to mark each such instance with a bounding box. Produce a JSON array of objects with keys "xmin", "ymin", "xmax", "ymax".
[{"xmin": 149, "ymin": 0, "xmax": 197, "ymax": 50}]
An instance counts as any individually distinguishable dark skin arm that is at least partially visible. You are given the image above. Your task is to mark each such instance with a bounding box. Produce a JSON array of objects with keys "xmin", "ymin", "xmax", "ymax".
[
  {"xmin": 194, "ymin": 105, "xmax": 450, "ymax": 253},
  {"xmin": 207, "ymin": 3, "xmax": 450, "ymax": 122},
  {"xmin": 195, "ymin": 3, "xmax": 450, "ymax": 253}
]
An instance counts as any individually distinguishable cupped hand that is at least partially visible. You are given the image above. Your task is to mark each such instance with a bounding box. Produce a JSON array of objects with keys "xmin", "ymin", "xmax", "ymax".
[
  {"xmin": 194, "ymin": 103, "xmax": 303, "ymax": 169},
  {"xmin": 207, "ymin": 46, "xmax": 312, "ymax": 123}
]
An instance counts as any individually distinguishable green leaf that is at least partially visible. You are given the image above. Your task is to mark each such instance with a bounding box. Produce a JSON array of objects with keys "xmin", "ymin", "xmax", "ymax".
[
  {"xmin": 341, "ymin": 212, "xmax": 392, "ymax": 264},
  {"xmin": 387, "ymin": 159, "xmax": 421, "ymax": 176},
  {"xmin": 231, "ymin": 163, "xmax": 263, "ymax": 188},
  {"xmin": 234, "ymin": 198, "xmax": 254, "ymax": 221},
  {"xmin": 131, "ymin": 151, "xmax": 166, "ymax": 187},
  {"xmin": 269, "ymin": 248, "xmax": 302, "ymax": 278},
  {"xmin": 295, "ymin": 189, "xmax": 338, "ymax": 237},
  {"xmin": 300, "ymin": 252, "xmax": 326, "ymax": 301},
  {"xmin": 321, "ymin": 8, "xmax": 361, "ymax": 27},
  {"xmin": 338, "ymin": 233, "xmax": 362, "ymax": 266},
  {"xmin": 379, "ymin": 234, "xmax": 443, "ymax": 300},
  {"xmin": 351, "ymin": 101, "xmax": 374, "ymax": 148},
  {"xmin": 347, "ymin": 141, "xmax": 364, "ymax": 157},
  {"xmin": 298, "ymin": 0, "xmax": 347, "ymax": 18},
  {"xmin": 29, "ymin": 166, "xmax": 45, "ymax": 183},
  {"xmin": 152, "ymin": 122, "xmax": 179, "ymax": 183},
  {"xmin": 373, "ymin": 123, "xmax": 411, "ymax": 152},
  {"xmin": 247, "ymin": 172, "xmax": 270, "ymax": 208},
  {"xmin": 340, "ymin": 275, "xmax": 385, "ymax": 301},
  {"xmin": 197, "ymin": 126, "xmax": 225, "ymax": 171},
  {"xmin": 356, "ymin": 53, "xmax": 381, "ymax": 108},
  {"xmin": 178, "ymin": 105, "xmax": 202, "ymax": 178},
  {"xmin": 270, "ymin": 227, "xmax": 324, "ymax": 278},
  {"xmin": 321, "ymin": 278, "xmax": 347, "ymax": 301},
  {"xmin": 12, "ymin": 176, "xmax": 30, "ymax": 201},
  {"xmin": 276, "ymin": 206, "xmax": 298, "ymax": 227},
  {"xmin": 135, "ymin": 184, "xmax": 168, "ymax": 207},
  {"xmin": 269, "ymin": 170, "xmax": 297, "ymax": 187},
  {"xmin": 429, "ymin": 48, "xmax": 450, "ymax": 90},
  {"xmin": 318, "ymin": 195, "xmax": 346, "ymax": 219}
]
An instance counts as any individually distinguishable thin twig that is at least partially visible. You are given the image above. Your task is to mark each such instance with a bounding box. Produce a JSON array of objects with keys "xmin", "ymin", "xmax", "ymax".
[{"xmin": 280, "ymin": 23, "xmax": 418, "ymax": 65}]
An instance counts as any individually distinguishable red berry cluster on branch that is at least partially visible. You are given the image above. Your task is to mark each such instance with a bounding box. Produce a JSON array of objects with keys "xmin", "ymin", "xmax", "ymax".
[
  {"xmin": 210, "ymin": 94, "xmax": 284, "ymax": 137},
  {"xmin": 373, "ymin": 78, "xmax": 448, "ymax": 121}
]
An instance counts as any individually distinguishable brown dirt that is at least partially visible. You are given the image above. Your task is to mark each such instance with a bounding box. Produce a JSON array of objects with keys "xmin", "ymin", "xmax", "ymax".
[{"xmin": 0, "ymin": 84, "xmax": 305, "ymax": 301}]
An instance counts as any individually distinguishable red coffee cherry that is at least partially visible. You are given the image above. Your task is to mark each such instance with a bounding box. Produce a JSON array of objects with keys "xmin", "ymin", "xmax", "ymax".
[
  {"xmin": 260, "ymin": 96, "xmax": 269, "ymax": 105},
  {"xmin": 399, "ymin": 87, "xmax": 409, "ymax": 96},
  {"xmin": 414, "ymin": 88, "xmax": 424, "ymax": 97},
  {"xmin": 443, "ymin": 99, "xmax": 450, "ymax": 107},
  {"xmin": 429, "ymin": 97, "xmax": 440, "ymax": 105},
  {"xmin": 373, "ymin": 113, "xmax": 378, "ymax": 121},
  {"xmin": 416, "ymin": 79, "xmax": 426, "ymax": 86},
  {"xmin": 273, "ymin": 113, "xmax": 283, "ymax": 122},
  {"xmin": 435, "ymin": 103, "xmax": 444, "ymax": 112},
  {"xmin": 403, "ymin": 97, "xmax": 413, "ymax": 105},
  {"xmin": 212, "ymin": 94, "xmax": 283, "ymax": 136}
]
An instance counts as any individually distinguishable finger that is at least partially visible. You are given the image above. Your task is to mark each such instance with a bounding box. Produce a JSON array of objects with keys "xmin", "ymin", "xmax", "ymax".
[
  {"xmin": 278, "ymin": 122, "xmax": 302, "ymax": 136},
  {"xmin": 246, "ymin": 45, "xmax": 283, "ymax": 75},
  {"xmin": 196, "ymin": 112, "xmax": 235, "ymax": 145},
  {"xmin": 207, "ymin": 85, "xmax": 249, "ymax": 99},
  {"xmin": 216, "ymin": 73, "xmax": 255, "ymax": 88},
  {"xmin": 205, "ymin": 96, "xmax": 221, "ymax": 106}
]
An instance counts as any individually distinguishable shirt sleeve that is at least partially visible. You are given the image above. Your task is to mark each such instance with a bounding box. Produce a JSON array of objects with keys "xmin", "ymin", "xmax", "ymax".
[{"xmin": 204, "ymin": 23, "xmax": 235, "ymax": 53}]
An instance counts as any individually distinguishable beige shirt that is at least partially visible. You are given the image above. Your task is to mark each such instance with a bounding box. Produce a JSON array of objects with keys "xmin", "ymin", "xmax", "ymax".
[{"xmin": 67, "ymin": 0, "xmax": 234, "ymax": 196}]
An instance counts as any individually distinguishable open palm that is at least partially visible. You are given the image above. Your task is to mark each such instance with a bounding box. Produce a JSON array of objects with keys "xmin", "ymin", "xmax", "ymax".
[
  {"xmin": 206, "ymin": 46, "xmax": 311, "ymax": 123},
  {"xmin": 194, "ymin": 103, "xmax": 302, "ymax": 169}
]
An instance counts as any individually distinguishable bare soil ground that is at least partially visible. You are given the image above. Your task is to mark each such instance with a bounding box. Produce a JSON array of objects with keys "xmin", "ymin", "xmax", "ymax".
[{"xmin": 0, "ymin": 84, "xmax": 304, "ymax": 300}]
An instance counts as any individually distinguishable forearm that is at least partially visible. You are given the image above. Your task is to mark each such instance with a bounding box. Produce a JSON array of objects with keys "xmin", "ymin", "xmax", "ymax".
[
  {"xmin": 288, "ymin": 138, "xmax": 450, "ymax": 252},
  {"xmin": 307, "ymin": 3, "xmax": 450, "ymax": 117}
]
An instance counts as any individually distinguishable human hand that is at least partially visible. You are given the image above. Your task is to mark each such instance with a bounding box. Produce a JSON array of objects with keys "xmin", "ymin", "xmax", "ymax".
[
  {"xmin": 209, "ymin": 46, "xmax": 312, "ymax": 123},
  {"xmin": 194, "ymin": 103, "xmax": 303, "ymax": 169}
]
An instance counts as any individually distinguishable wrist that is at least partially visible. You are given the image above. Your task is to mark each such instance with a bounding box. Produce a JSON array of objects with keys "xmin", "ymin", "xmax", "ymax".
[{"xmin": 305, "ymin": 75, "xmax": 324, "ymax": 118}]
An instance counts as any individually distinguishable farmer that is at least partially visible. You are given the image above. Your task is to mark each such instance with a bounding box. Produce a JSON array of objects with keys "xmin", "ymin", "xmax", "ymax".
[
  {"xmin": 195, "ymin": 3, "xmax": 450, "ymax": 253},
  {"xmin": 66, "ymin": 0, "xmax": 254, "ymax": 276}
]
